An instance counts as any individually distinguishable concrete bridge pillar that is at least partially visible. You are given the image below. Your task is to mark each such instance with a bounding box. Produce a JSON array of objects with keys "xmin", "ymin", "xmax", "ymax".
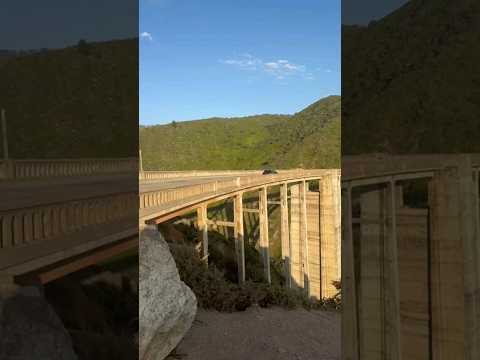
[
  {"xmin": 319, "ymin": 174, "xmax": 341, "ymax": 299},
  {"xmin": 352, "ymin": 183, "xmax": 401, "ymax": 360},
  {"xmin": 280, "ymin": 183, "xmax": 291, "ymax": 288},
  {"xmin": 358, "ymin": 187, "xmax": 388, "ymax": 360},
  {"xmin": 301, "ymin": 181, "xmax": 310, "ymax": 296},
  {"xmin": 290, "ymin": 183, "xmax": 303, "ymax": 290},
  {"xmin": 341, "ymin": 185, "xmax": 359, "ymax": 360},
  {"xmin": 289, "ymin": 182, "xmax": 310, "ymax": 295},
  {"xmin": 259, "ymin": 187, "xmax": 271, "ymax": 284},
  {"xmin": 428, "ymin": 158, "xmax": 478, "ymax": 360},
  {"xmin": 196, "ymin": 205, "xmax": 209, "ymax": 265},
  {"xmin": 234, "ymin": 193, "xmax": 246, "ymax": 284}
]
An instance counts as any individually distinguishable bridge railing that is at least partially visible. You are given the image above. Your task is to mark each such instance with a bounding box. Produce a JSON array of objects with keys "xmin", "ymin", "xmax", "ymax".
[
  {"xmin": 140, "ymin": 169, "xmax": 261, "ymax": 180},
  {"xmin": 138, "ymin": 168, "xmax": 308, "ymax": 181},
  {"xmin": 0, "ymin": 192, "xmax": 138, "ymax": 271},
  {"xmin": 0, "ymin": 158, "xmax": 138, "ymax": 180},
  {"xmin": 342, "ymin": 153, "xmax": 480, "ymax": 181}
]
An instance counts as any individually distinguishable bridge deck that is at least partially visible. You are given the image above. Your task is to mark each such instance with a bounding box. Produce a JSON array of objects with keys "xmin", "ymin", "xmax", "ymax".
[
  {"xmin": 1, "ymin": 171, "xmax": 137, "ymax": 281},
  {"xmin": 139, "ymin": 170, "xmax": 339, "ymax": 222},
  {"xmin": 0, "ymin": 174, "xmax": 137, "ymax": 211}
]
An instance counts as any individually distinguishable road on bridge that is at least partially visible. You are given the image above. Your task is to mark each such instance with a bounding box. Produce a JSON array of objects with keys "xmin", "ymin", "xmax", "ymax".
[{"xmin": 0, "ymin": 174, "xmax": 137, "ymax": 211}]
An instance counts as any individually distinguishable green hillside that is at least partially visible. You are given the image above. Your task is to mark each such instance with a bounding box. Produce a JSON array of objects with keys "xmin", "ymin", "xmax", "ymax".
[
  {"xmin": 140, "ymin": 95, "xmax": 340, "ymax": 170},
  {"xmin": 0, "ymin": 39, "xmax": 138, "ymax": 159},
  {"xmin": 342, "ymin": 0, "xmax": 480, "ymax": 154}
]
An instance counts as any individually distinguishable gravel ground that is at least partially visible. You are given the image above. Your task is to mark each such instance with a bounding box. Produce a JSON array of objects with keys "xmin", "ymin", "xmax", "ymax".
[{"xmin": 175, "ymin": 306, "xmax": 340, "ymax": 360}]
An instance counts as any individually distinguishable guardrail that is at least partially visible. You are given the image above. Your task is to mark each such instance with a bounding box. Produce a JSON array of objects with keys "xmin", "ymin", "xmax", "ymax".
[
  {"xmin": 140, "ymin": 169, "xmax": 261, "ymax": 180},
  {"xmin": 0, "ymin": 192, "xmax": 137, "ymax": 251},
  {"xmin": 342, "ymin": 153, "xmax": 480, "ymax": 180},
  {"xmin": 0, "ymin": 158, "xmax": 138, "ymax": 180},
  {"xmin": 138, "ymin": 169, "xmax": 307, "ymax": 180}
]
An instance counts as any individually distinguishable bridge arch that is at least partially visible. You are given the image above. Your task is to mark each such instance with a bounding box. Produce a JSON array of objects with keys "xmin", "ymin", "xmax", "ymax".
[{"xmin": 341, "ymin": 154, "xmax": 480, "ymax": 360}]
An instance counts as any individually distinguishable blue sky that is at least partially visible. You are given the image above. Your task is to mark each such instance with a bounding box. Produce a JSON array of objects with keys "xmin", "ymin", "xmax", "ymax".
[
  {"xmin": 343, "ymin": 0, "xmax": 410, "ymax": 25},
  {"xmin": 140, "ymin": 0, "xmax": 340, "ymax": 125}
]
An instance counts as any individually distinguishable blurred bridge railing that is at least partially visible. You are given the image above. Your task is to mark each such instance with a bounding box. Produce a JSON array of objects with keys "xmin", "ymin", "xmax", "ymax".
[{"xmin": 0, "ymin": 158, "xmax": 138, "ymax": 180}]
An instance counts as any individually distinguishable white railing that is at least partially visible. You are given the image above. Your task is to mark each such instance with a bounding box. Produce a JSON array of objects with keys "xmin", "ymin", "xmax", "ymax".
[
  {"xmin": 0, "ymin": 192, "xmax": 137, "ymax": 251},
  {"xmin": 139, "ymin": 168, "xmax": 308, "ymax": 181},
  {"xmin": 139, "ymin": 169, "xmax": 260, "ymax": 180},
  {"xmin": 0, "ymin": 158, "xmax": 138, "ymax": 180}
]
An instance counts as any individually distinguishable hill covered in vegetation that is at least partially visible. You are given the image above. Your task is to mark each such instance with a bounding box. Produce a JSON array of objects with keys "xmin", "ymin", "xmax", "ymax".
[
  {"xmin": 0, "ymin": 39, "xmax": 138, "ymax": 159},
  {"xmin": 140, "ymin": 95, "xmax": 340, "ymax": 170},
  {"xmin": 342, "ymin": 0, "xmax": 480, "ymax": 154}
]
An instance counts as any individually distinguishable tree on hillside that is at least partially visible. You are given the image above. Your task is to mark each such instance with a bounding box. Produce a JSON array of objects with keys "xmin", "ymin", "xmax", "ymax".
[{"xmin": 77, "ymin": 39, "xmax": 90, "ymax": 56}]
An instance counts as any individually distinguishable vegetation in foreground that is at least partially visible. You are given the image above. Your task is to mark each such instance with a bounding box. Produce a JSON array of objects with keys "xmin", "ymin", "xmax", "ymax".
[
  {"xmin": 161, "ymin": 223, "xmax": 341, "ymax": 313},
  {"xmin": 140, "ymin": 95, "xmax": 340, "ymax": 170}
]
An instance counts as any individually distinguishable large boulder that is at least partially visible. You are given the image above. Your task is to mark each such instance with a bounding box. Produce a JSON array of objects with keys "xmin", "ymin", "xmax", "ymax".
[
  {"xmin": 0, "ymin": 285, "xmax": 78, "ymax": 360},
  {"xmin": 139, "ymin": 225, "xmax": 197, "ymax": 360}
]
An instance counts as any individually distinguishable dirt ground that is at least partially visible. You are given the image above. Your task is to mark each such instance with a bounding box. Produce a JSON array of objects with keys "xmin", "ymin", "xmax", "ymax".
[{"xmin": 175, "ymin": 305, "xmax": 340, "ymax": 360}]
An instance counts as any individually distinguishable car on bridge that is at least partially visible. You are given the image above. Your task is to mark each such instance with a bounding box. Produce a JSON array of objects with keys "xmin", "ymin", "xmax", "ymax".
[{"xmin": 262, "ymin": 169, "xmax": 278, "ymax": 175}]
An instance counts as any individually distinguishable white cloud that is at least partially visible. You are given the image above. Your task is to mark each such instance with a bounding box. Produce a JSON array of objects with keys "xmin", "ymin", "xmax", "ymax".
[
  {"xmin": 221, "ymin": 55, "xmax": 309, "ymax": 80},
  {"xmin": 220, "ymin": 55, "xmax": 261, "ymax": 70},
  {"xmin": 315, "ymin": 67, "xmax": 334, "ymax": 73},
  {"xmin": 140, "ymin": 32, "xmax": 153, "ymax": 41},
  {"xmin": 265, "ymin": 62, "xmax": 279, "ymax": 69}
]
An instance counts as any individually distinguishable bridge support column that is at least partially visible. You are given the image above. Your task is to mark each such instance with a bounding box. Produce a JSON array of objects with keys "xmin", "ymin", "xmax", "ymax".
[
  {"xmin": 290, "ymin": 184, "xmax": 302, "ymax": 290},
  {"xmin": 289, "ymin": 182, "xmax": 310, "ymax": 295},
  {"xmin": 358, "ymin": 187, "xmax": 387, "ymax": 360},
  {"xmin": 259, "ymin": 187, "xmax": 271, "ymax": 284},
  {"xmin": 341, "ymin": 185, "xmax": 359, "ymax": 360},
  {"xmin": 352, "ymin": 183, "xmax": 405, "ymax": 360},
  {"xmin": 429, "ymin": 158, "xmax": 478, "ymax": 360},
  {"xmin": 197, "ymin": 205, "xmax": 209, "ymax": 265},
  {"xmin": 234, "ymin": 193, "xmax": 245, "ymax": 284},
  {"xmin": 301, "ymin": 181, "xmax": 310, "ymax": 296},
  {"xmin": 281, "ymin": 183, "xmax": 291, "ymax": 288},
  {"xmin": 319, "ymin": 174, "xmax": 341, "ymax": 299},
  {"xmin": 386, "ymin": 181, "xmax": 402, "ymax": 360}
]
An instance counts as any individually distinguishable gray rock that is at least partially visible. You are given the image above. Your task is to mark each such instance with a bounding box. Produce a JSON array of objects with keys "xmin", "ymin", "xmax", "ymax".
[
  {"xmin": 139, "ymin": 225, "xmax": 197, "ymax": 360},
  {"xmin": 0, "ymin": 286, "xmax": 77, "ymax": 360}
]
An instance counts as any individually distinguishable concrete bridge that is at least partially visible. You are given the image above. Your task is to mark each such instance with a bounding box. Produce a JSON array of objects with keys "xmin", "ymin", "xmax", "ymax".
[
  {"xmin": 1, "ymin": 160, "xmax": 341, "ymax": 301},
  {"xmin": 341, "ymin": 154, "xmax": 480, "ymax": 360},
  {"xmin": 0, "ymin": 158, "xmax": 138, "ymax": 288},
  {"xmin": 140, "ymin": 169, "xmax": 341, "ymax": 299}
]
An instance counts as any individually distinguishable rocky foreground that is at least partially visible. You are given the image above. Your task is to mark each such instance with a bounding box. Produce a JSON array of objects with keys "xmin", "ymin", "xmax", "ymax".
[{"xmin": 176, "ymin": 307, "xmax": 340, "ymax": 360}]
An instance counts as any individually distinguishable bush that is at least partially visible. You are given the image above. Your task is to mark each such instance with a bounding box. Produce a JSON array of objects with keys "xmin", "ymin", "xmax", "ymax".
[{"xmin": 168, "ymin": 240, "xmax": 339, "ymax": 312}]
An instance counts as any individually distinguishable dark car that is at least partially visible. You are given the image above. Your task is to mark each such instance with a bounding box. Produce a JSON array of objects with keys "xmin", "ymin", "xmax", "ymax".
[{"xmin": 262, "ymin": 169, "xmax": 278, "ymax": 175}]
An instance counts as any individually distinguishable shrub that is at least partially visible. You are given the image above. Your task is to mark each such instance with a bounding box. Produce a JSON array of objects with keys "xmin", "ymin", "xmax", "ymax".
[{"xmin": 168, "ymin": 240, "xmax": 339, "ymax": 312}]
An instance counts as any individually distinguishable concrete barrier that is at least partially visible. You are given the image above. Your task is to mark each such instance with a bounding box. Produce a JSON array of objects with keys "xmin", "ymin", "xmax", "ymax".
[
  {"xmin": 0, "ymin": 192, "xmax": 137, "ymax": 255},
  {"xmin": 138, "ymin": 168, "xmax": 308, "ymax": 181},
  {"xmin": 0, "ymin": 158, "xmax": 138, "ymax": 180}
]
